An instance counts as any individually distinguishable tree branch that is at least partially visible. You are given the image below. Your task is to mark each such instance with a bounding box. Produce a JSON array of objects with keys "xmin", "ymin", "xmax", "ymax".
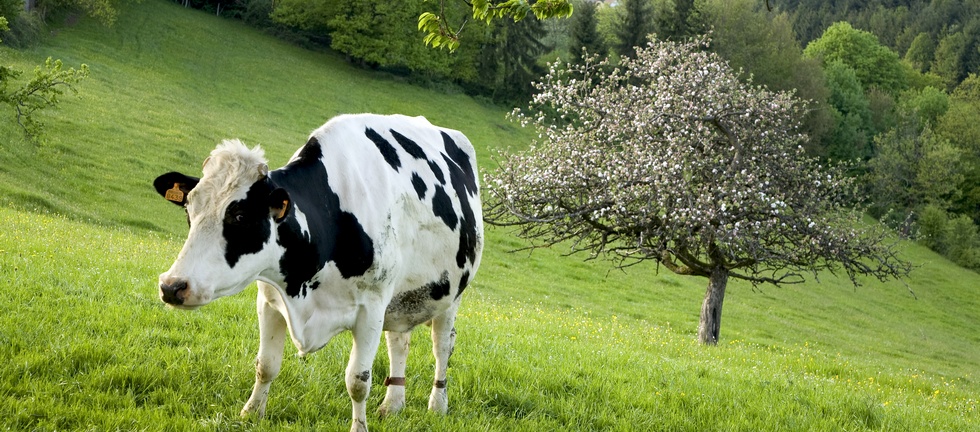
[
  {"xmin": 707, "ymin": 116, "xmax": 742, "ymax": 165},
  {"xmin": 657, "ymin": 250, "xmax": 696, "ymax": 275}
]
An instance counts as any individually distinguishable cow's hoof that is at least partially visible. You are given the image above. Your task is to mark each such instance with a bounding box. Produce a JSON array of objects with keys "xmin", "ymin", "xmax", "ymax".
[
  {"xmin": 378, "ymin": 386, "xmax": 405, "ymax": 417},
  {"xmin": 428, "ymin": 388, "xmax": 448, "ymax": 414},
  {"xmin": 350, "ymin": 419, "xmax": 368, "ymax": 432},
  {"xmin": 240, "ymin": 402, "xmax": 266, "ymax": 419},
  {"xmin": 378, "ymin": 400, "xmax": 404, "ymax": 417}
]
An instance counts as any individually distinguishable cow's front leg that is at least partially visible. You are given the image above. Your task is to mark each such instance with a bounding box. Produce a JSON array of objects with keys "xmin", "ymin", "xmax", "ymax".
[
  {"xmin": 347, "ymin": 309, "xmax": 384, "ymax": 432},
  {"xmin": 428, "ymin": 303, "xmax": 459, "ymax": 414},
  {"xmin": 241, "ymin": 282, "xmax": 288, "ymax": 418},
  {"xmin": 378, "ymin": 331, "xmax": 411, "ymax": 416}
]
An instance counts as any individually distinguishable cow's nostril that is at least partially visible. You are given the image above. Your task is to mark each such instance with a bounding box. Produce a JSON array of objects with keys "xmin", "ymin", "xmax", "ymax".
[{"xmin": 160, "ymin": 279, "xmax": 188, "ymax": 305}]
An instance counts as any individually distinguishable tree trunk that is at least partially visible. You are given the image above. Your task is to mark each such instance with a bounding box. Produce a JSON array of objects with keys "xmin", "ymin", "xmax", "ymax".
[{"xmin": 697, "ymin": 266, "xmax": 729, "ymax": 345}]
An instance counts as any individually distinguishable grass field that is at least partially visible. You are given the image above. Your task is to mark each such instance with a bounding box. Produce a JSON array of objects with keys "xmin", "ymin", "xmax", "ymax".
[{"xmin": 1, "ymin": 1, "xmax": 978, "ymax": 430}]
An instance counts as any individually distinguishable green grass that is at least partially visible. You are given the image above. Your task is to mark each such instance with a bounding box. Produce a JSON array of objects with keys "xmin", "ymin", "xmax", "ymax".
[
  {"xmin": 1, "ymin": 208, "xmax": 977, "ymax": 430},
  {"xmin": 1, "ymin": 1, "xmax": 978, "ymax": 430}
]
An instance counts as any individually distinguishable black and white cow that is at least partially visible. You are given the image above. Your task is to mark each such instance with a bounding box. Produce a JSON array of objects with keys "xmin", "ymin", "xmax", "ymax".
[{"xmin": 152, "ymin": 114, "xmax": 483, "ymax": 432}]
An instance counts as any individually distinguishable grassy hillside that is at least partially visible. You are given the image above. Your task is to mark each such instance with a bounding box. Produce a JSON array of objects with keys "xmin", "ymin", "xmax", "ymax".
[
  {"xmin": 0, "ymin": 0, "xmax": 524, "ymax": 232},
  {"xmin": 1, "ymin": 1, "xmax": 978, "ymax": 430}
]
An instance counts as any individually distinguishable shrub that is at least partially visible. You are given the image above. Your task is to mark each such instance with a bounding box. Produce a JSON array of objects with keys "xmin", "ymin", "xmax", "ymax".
[
  {"xmin": 947, "ymin": 215, "xmax": 980, "ymax": 270},
  {"xmin": 916, "ymin": 204, "xmax": 949, "ymax": 254},
  {"xmin": 1, "ymin": 8, "xmax": 45, "ymax": 48}
]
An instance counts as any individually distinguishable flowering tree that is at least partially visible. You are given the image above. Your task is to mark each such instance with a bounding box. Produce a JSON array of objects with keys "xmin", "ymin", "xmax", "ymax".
[{"xmin": 485, "ymin": 37, "xmax": 913, "ymax": 345}]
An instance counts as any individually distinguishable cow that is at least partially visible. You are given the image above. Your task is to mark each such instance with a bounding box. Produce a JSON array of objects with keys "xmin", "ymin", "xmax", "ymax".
[{"xmin": 152, "ymin": 114, "xmax": 483, "ymax": 432}]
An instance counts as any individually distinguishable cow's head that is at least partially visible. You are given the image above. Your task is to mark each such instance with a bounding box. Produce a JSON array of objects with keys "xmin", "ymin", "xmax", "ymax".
[{"xmin": 153, "ymin": 140, "xmax": 290, "ymax": 309}]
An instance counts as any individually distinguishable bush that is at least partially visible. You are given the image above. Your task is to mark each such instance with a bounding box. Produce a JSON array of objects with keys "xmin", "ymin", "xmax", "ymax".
[
  {"xmin": 0, "ymin": 0, "xmax": 19, "ymax": 20},
  {"xmin": 0, "ymin": 9, "xmax": 45, "ymax": 48},
  {"xmin": 237, "ymin": 0, "xmax": 274, "ymax": 28},
  {"xmin": 916, "ymin": 204, "xmax": 949, "ymax": 254},
  {"xmin": 916, "ymin": 205, "xmax": 980, "ymax": 270},
  {"xmin": 947, "ymin": 215, "xmax": 980, "ymax": 270}
]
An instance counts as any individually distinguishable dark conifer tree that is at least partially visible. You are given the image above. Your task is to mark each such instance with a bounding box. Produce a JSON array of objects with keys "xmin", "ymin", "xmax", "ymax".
[
  {"xmin": 657, "ymin": 0, "xmax": 699, "ymax": 40},
  {"xmin": 500, "ymin": 17, "xmax": 549, "ymax": 102},
  {"xmin": 615, "ymin": 0, "xmax": 653, "ymax": 59},
  {"xmin": 569, "ymin": 0, "xmax": 607, "ymax": 63},
  {"xmin": 478, "ymin": 16, "xmax": 549, "ymax": 103}
]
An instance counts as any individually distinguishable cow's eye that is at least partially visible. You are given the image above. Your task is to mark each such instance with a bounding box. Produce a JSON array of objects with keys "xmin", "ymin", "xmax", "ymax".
[{"xmin": 225, "ymin": 207, "xmax": 251, "ymax": 226}]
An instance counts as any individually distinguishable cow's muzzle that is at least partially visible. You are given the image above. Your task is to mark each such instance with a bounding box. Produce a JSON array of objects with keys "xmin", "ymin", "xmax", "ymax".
[{"xmin": 159, "ymin": 278, "xmax": 189, "ymax": 305}]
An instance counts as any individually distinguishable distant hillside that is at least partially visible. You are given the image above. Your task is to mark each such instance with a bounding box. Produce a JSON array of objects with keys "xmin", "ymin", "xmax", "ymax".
[{"xmin": 784, "ymin": 0, "xmax": 980, "ymax": 74}]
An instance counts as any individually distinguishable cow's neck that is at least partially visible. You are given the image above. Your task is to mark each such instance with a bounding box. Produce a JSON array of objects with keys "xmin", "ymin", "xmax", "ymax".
[{"xmin": 268, "ymin": 169, "xmax": 376, "ymax": 299}]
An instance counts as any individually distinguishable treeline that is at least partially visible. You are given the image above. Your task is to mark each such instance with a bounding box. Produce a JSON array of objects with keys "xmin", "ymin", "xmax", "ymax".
[
  {"xmin": 709, "ymin": 0, "xmax": 980, "ymax": 271},
  {"xmin": 787, "ymin": 0, "xmax": 980, "ymax": 91},
  {"xmin": 153, "ymin": 0, "xmax": 550, "ymax": 103},
  {"xmin": 2, "ymin": 0, "xmax": 978, "ymax": 270}
]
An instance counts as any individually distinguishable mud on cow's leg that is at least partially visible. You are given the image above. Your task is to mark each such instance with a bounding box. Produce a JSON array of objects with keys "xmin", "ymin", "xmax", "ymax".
[
  {"xmin": 428, "ymin": 303, "xmax": 459, "ymax": 414},
  {"xmin": 378, "ymin": 331, "xmax": 411, "ymax": 416},
  {"xmin": 242, "ymin": 282, "xmax": 288, "ymax": 418},
  {"xmin": 347, "ymin": 308, "xmax": 384, "ymax": 432}
]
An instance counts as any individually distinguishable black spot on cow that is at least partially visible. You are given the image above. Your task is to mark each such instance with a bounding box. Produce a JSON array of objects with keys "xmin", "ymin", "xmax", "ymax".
[
  {"xmin": 455, "ymin": 271, "xmax": 470, "ymax": 300},
  {"xmin": 391, "ymin": 128, "xmax": 446, "ymax": 187},
  {"xmin": 298, "ymin": 136, "xmax": 323, "ymax": 161},
  {"xmin": 411, "ymin": 172, "xmax": 427, "ymax": 201},
  {"xmin": 428, "ymin": 160, "xmax": 445, "ymax": 185},
  {"xmin": 223, "ymin": 180, "xmax": 275, "ymax": 268},
  {"xmin": 442, "ymin": 154, "xmax": 478, "ymax": 268},
  {"xmin": 388, "ymin": 288, "xmax": 427, "ymax": 315},
  {"xmin": 292, "ymin": 281, "xmax": 317, "ymax": 297},
  {"xmin": 270, "ymin": 137, "xmax": 375, "ymax": 297},
  {"xmin": 441, "ymin": 132, "xmax": 477, "ymax": 195},
  {"xmin": 431, "ymin": 185, "xmax": 457, "ymax": 230},
  {"xmin": 428, "ymin": 271, "xmax": 451, "ymax": 300},
  {"xmin": 293, "ymin": 280, "xmax": 321, "ymax": 297},
  {"xmin": 274, "ymin": 222, "xmax": 318, "ymax": 297},
  {"xmin": 384, "ymin": 271, "xmax": 452, "ymax": 326},
  {"xmin": 356, "ymin": 370, "xmax": 371, "ymax": 382},
  {"xmin": 333, "ymin": 212, "xmax": 374, "ymax": 278},
  {"xmin": 365, "ymin": 127, "xmax": 401, "ymax": 171},
  {"xmin": 390, "ymin": 129, "xmax": 426, "ymax": 160},
  {"xmin": 385, "ymin": 288, "xmax": 432, "ymax": 329}
]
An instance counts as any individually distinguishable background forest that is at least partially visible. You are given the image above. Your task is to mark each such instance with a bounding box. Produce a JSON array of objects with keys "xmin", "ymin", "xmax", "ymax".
[{"xmin": 3, "ymin": 0, "xmax": 980, "ymax": 271}]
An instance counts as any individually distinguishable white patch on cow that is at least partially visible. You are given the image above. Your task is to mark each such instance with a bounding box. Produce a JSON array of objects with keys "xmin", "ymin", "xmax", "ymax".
[
  {"xmin": 191, "ymin": 139, "xmax": 268, "ymax": 219},
  {"xmin": 291, "ymin": 206, "xmax": 311, "ymax": 240}
]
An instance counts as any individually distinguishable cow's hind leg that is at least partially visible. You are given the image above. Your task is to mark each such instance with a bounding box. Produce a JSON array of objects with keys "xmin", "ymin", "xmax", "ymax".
[
  {"xmin": 378, "ymin": 331, "xmax": 411, "ymax": 416},
  {"xmin": 428, "ymin": 302, "xmax": 459, "ymax": 414},
  {"xmin": 241, "ymin": 282, "xmax": 288, "ymax": 418},
  {"xmin": 347, "ymin": 308, "xmax": 385, "ymax": 432}
]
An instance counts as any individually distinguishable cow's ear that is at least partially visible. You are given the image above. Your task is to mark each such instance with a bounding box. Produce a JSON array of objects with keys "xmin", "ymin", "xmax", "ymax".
[
  {"xmin": 269, "ymin": 188, "xmax": 291, "ymax": 222},
  {"xmin": 154, "ymin": 172, "xmax": 200, "ymax": 206}
]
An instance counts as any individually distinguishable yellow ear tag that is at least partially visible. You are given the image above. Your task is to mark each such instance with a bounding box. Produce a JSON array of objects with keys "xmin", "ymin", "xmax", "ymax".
[
  {"xmin": 276, "ymin": 200, "xmax": 288, "ymax": 220},
  {"xmin": 165, "ymin": 183, "xmax": 185, "ymax": 203}
]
